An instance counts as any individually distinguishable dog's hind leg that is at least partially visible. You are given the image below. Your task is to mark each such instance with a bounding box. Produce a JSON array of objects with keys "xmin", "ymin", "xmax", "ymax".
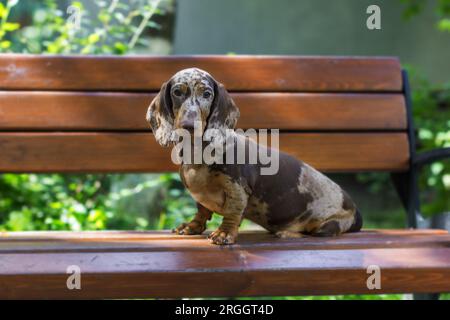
[
  {"xmin": 310, "ymin": 212, "xmax": 357, "ymax": 237},
  {"xmin": 310, "ymin": 220, "xmax": 341, "ymax": 237},
  {"xmin": 274, "ymin": 230, "xmax": 304, "ymax": 239}
]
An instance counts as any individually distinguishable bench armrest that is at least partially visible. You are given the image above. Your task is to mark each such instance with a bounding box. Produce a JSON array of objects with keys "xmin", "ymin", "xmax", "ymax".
[{"xmin": 413, "ymin": 147, "xmax": 450, "ymax": 168}]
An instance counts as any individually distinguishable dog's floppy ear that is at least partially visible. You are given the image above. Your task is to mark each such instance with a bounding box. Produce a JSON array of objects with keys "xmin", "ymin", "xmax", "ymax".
[
  {"xmin": 205, "ymin": 79, "xmax": 240, "ymax": 144},
  {"xmin": 146, "ymin": 81, "xmax": 175, "ymax": 147}
]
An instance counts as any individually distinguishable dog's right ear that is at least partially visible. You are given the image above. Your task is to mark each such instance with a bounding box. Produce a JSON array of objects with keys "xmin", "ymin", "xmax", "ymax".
[{"xmin": 146, "ymin": 81, "xmax": 175, "ymax": 147}]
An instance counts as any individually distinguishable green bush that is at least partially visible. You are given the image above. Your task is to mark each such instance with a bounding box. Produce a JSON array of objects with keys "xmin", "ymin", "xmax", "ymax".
[
  {"xmin": 401, "ymin": 0, "xmax": 450, "ymax": 32},
  {"xmin": 0, "ymin": 0, "xmax": 166, "ymax": 54},
  {"xmin": 0, "ymin": 174, "xmax": 112, "ymax": 231},
  {"xmin": 407, "ymin": 67, "xmax": 450, "ymax": 216},
  {"xmin": 0, "ymin": 0, "xmax": 173, "ymax": 231},
  {"xmin": 356, "ymin": 1, "xmax": 450, "ymax": 220},
  {"xmin": 357, "ymin": 68, "xmax": 449, "ymax": 218}
]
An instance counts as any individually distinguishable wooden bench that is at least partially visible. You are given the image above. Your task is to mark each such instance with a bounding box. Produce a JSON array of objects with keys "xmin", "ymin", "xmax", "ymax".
[{"xmin": 0, "ymin": 55, "xmax": 449, "ymax": 299}]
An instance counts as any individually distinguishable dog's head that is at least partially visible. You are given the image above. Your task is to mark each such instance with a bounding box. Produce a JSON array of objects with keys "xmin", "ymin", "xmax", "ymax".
[{"xmin": 146, "ymin": 68, "xmax": 240, "ymax": 147}]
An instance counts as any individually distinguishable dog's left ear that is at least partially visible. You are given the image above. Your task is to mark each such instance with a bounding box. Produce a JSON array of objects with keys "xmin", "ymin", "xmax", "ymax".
[{"xmin": 206, "ymin": 80, "xmax": 240, "ymax": 141}]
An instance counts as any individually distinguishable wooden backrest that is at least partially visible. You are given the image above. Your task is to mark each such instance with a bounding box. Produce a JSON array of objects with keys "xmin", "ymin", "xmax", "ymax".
[{"xmin": 0, "ymin": 55, "xmax": 409, "ymax": 173}]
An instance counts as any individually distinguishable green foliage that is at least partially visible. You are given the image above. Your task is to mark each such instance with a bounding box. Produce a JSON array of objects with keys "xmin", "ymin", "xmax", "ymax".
[
  {"xmin": 156, "ymin": 174, "xmax": 225, "ymax": 230},
  {"xmin": 401, "ymin": 0, "xmax": 450, "ymax": 33},
  {"xmin": 0, "ymin": 173, "xmax": 200, "ymax": 232},
  {"xmin": 0, "ymin": 0, "xmax": 166, "ymax": 54},
  {"xmin": 0, "ymin": 0, "xmax": 173, "ymax": 231},
  {"xmin": 0, "ymin": 174, "xmax": 112, "ymax": 231},
  {"xmin": 105, "ymin": 173, "xmax": 204, "ymax": 231},
  {"xmin": 406, "ymin": 66, "xmax": 450, "ymax": 216},
  {"xmin": 357, "ymin": 68, "xmax": 450, "ymax": 217},
  {"xmin": 0, "ymin": 0, "xmax": 20, "ymax": 50},
  {"xmin": 357, "ymin": 2, "xmax": 450, "ymax": 218}
]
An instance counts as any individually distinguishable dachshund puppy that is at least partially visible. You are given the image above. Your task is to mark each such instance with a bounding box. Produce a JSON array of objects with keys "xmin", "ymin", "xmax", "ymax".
[{"xmin": 146, "ymin": 68, "xmax": 362, "ymax": 245}]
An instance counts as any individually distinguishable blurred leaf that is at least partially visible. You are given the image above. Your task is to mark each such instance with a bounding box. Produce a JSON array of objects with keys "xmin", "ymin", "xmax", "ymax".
[
  {"xmin": 437, "ymin": 18, "xmax": 450, "ymax": 32},
  {"xmin": 113, "ymin": 41, "xmax": 127, "ymax": 54},
  {"xmin": 7, "ymin": 0, "xmax": 19, "ymax": 8},
  {"xmin": 0, "ymin": 3, "xmax": 5, "ymax": 18},
  {"xmin": 71, "ymin": 1, "xmax": 84, "ymax": 10},
  {"xmin": 3, "ymin": 22, "xmax": 20, "ymax": 31},
  {"xmin": 88, "ymin": 33, "xmax": 100, "ymax": 44},
  {"xmin": 0, "ymin": 40, "xmax": 11, "ymax": 48},
  {"xmin": 98, "ymin": 10, "xmax": 111, "ymax": 24}
]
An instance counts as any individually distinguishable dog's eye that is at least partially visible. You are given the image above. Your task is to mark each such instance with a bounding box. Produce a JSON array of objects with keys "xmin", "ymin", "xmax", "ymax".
[
  {"xmin": 203, "ymin": 91, "xmax": 212, "ymax": 99},
  {"xmin": 173, "ymin": 89, "xmax": 183, "ymax": 97}
]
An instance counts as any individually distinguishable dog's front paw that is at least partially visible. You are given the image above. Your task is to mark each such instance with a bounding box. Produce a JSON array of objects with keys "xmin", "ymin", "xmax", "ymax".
[
  {"xmin": 172, "ymin": 220, "xmax": 205, "ymax": 235},
  {"xmin": 208, "ymin": 229, "xmax": 237, "ymax": 245}
]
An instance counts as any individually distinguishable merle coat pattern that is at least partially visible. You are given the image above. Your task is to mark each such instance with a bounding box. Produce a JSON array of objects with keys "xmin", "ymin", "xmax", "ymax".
[{"xmin": 146, "ymin": 68, "xmax": 362, "ymax": 245}]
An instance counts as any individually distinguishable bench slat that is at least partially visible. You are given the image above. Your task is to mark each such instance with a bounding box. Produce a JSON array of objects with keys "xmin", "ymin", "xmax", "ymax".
[
  {"xmin": 0, "ymin": 230, "xmax": 449, "ymax": 299},
  {"xmin": 0, "ymin": 92, "xmax": 407, "ymax": 131},
  {"xmin": 0, "ymin": 230, "xmax": 448, "ymax": 253},
  {"xmin": 0, "ymin": 55, "xmax": 402, "ymax": 92},
  {"xmin": 0, "ymin": 132, "xmax": 409, "ymax": 172}
]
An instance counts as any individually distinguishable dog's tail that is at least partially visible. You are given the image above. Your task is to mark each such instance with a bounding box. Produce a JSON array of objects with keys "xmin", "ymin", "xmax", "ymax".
[{"xmin": 347, "ymin": 208, "xmax": 363, "ymax": 233}]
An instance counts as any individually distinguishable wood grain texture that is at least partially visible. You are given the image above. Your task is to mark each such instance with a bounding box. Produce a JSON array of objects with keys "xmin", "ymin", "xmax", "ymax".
[
  {"xmin": 0, "ymin": 229, "xmax": 448, "ymax": 253},
  {"xmin": 0, "ymin": 55, "xmax": 402, "ymax": 92},
  {"xmin": 0, "ymin": 132, "xmax": 409, "ymax": 172},
  {"xmin": 0, "ymin": 230, "xmax": 448, "ymax": 299},
  {"xmin": 0, "ymin": 92, "xmax": 407, "ymax": 130}
]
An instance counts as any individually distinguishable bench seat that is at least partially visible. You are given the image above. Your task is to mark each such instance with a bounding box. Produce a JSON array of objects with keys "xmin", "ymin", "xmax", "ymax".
[{"xmin": 1, "ymin": 229, "xmax": 449, "ymax": 299}]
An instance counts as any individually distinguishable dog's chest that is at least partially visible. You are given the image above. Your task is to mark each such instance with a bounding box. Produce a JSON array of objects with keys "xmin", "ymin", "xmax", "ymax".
[{"xmin": 181, "ymin": 165, "xmax": 225, "ymax": 213}]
